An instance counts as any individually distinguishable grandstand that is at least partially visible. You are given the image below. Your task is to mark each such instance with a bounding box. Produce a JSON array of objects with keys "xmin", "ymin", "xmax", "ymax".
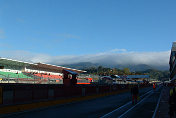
[
  {"xmin": 0, "ymin": 57, "xmax": 86, "ymax": 84},
  {"xmin": 0, "ymin": 71, "xmax": 32, "ymax": 79}
]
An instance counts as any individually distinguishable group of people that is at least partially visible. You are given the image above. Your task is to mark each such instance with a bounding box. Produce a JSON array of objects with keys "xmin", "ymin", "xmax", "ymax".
[
  {"xmin": 130, "ymin": 83, "xmax": 157, "ymax": 105},
  {"xmin": 169, "ymin": 87, "xmax": 176, "ymax": 118}
]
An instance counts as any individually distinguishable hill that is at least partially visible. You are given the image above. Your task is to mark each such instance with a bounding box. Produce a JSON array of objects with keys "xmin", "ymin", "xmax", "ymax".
[{"xmin": 62, "ymin": 62, "xmax": 154, "ymax": 71}]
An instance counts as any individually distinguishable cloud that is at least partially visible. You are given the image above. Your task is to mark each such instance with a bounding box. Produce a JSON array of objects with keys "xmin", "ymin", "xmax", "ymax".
[
  {"xmin": 52, "ymin": 33, "xmax": 80, "ymax": 43},
  {"xmin": 57, "ymin": 33, "xmax": 80, "ymax": 39},
  {"xmin": 0, "ymin": 29, "xmax": 5, "ymax": 39},
  {"xmin": 109, "ymin": 48, "xmax": 127, "ymax": 53},
  {"xmin": 0, "ymin": 49, "xmax": 170, "ymax": 70},
  {"xmin": 16, "ymin": 18, "xmax": 25, "ymax": 23}
]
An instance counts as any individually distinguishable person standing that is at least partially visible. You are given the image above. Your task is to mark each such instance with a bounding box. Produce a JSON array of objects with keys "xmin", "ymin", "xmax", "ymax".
[
  {"xmin": 131, "ymin": 85, "xmax": 139, "ymax": 104},
  {"xmin": 169, "ymin": 88, "xmax": 175, "ymax": 118},
  {"xmin": 153, "ymin": 83, "xmax": 156, "ymax": 91}
]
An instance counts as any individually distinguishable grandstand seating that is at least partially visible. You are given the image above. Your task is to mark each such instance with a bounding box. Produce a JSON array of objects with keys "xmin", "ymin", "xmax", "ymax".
[
  {"xmin": 0, "ymin": 74, "xmax": 6, "ymax": 78},
  {"xmin": 0, "ymin": 71, "xmax": 32, "ymax": 79},
  {"xmin": 29, "ymin": 73, "xmax": 62, "ymax": 79}
]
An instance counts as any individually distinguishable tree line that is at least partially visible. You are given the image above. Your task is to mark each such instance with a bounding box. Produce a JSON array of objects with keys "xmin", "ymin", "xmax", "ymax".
[{"xmin": 85, "ymin": 66, "xmax": 170, "ymax": 81}]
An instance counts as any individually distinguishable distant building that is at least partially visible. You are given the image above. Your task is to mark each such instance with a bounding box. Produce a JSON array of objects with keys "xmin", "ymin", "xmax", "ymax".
[{"xmin": 169, "ymin": 42, "xmax": 176, "ymax": 82}]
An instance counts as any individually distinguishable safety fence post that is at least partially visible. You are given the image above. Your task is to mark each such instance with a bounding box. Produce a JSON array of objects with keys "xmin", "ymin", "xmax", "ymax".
[
  {"xmin": 0, "ymin": 86, "xmax": 2, "ymax": 104},
  {"xmin": 96, "ymin": 87, "xmax": 99, "ymax": 94},
  {"xmin": 82, "ymin": 87, "xmax": 86, "ymax": 96}
]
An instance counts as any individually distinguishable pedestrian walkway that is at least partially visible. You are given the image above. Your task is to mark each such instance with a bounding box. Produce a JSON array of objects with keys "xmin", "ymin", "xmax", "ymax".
[{"xmin": 156, "ymin": 86, "xmax": 171, "ymax": 118}]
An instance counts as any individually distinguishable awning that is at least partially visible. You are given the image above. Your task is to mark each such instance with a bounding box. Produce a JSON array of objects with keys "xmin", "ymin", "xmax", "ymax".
[
  {"xmin": 0, "ymin": 57, "xmax": 35, "ymax": 67},
  {"xmin": 30, "ymin": 63, "xmax": 86, "ymax": 73}
]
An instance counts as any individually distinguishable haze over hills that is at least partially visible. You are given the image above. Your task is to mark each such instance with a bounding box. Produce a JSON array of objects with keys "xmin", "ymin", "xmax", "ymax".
[
  {"xmin": 0, "ymin": 50, "xmax": 170, "ymax": 72},
  {"xmin": 62, "ymin": 62, "xmax": 169, "ymax": 71}
]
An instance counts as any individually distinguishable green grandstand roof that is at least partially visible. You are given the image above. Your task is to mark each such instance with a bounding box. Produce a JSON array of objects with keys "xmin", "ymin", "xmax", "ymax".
[
  {"xmin": 34, "ymin": 63, "xmax": 87, "ymax": 73},
  {"xmin": 0, "ymin": 58, "xmax": 86, "ymax": 73},
  {"xmin": 0, "ymin": 58, "xmax": 35, "ymax": 67}
]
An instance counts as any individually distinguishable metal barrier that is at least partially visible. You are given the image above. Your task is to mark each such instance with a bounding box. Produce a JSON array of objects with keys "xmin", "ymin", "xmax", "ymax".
[{"xmin": 0, "ymin": 83, "xmax": 151, "ymax": 106}]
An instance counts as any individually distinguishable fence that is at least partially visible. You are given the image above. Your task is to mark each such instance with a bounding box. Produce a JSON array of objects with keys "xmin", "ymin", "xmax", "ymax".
[
  {"xmin": 0, "ymin": 83, "xmax": 151, "ymax": 106},
  {"xmin": 0, "ymin": 84, "xmax": 130, "ymax": 106}
]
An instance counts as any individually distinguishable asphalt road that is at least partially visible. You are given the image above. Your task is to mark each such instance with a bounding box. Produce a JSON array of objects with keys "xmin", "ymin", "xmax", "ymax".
[
  {"xmin": 118, "ymin": 87, "xmax": 162, "ymax": 118},
  {"xmin": 101, "ymin": 86, "xmax": 162, "ymax": 118},
  {"xmin": 7, "ymin": 87, "xmax": 153, "ymax": 118}
]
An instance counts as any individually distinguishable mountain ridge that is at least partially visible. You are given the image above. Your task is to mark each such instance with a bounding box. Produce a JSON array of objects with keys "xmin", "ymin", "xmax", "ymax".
[{"xmin": 61, "ymin": 62, "xmax": 168, "ymax": 71}]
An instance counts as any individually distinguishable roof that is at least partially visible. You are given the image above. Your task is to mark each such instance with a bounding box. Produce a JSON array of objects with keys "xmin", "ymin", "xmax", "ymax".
[
  {"xmin": 118, "ymin": 75, "xmax": 149, "ymax": 79},
  {"xmin": 0, "ymin": 57, "xmax": 86, "ymax": 73},
  {"xmin": 0, "ymin": 57, "xmax": 35, "ymax": 66},
  {"xmin": 171, "ymin": 42, "xmax": 176, "ymax": 51},
  {"xmin": 33, "ymin": 63, "xmax": 86, "ymax": 73},
  {"xmin": 127, "ymin": 75, "xmax": 149, "ymax": 79},
  {"xmin": 63, "ymin": 69, "xmax": 78, "ymax": 75}
]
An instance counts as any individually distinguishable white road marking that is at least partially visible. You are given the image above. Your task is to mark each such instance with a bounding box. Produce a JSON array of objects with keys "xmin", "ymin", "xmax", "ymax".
[
  {"xmin": 101, "ymin": 89, "xmax": 153, "ymax": 118},
  {"xmin": 152, "ymin": 88, "xmax": 163, "ymax": 118}
]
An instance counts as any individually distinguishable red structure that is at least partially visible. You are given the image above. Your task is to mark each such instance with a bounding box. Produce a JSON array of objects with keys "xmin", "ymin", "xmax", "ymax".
[
  {"xmin": 33, "ymin": 73, "xmax": 62, "ymax": 79},
  {"xmin": 62, "ymin": 69, "xmax": 78, "ymax": 86}
]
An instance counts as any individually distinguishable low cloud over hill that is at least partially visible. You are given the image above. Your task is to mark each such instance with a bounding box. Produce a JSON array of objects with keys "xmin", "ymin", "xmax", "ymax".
[{"xmin": 0, "ymin": 49, "xmax": 170, "ymax": 71}]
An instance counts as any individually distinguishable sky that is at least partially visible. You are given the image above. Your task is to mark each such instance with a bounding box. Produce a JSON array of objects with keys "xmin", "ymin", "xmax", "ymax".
[{"xmin": 0, "ymin": 0, "xmax": 176, "ymax": 69}]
